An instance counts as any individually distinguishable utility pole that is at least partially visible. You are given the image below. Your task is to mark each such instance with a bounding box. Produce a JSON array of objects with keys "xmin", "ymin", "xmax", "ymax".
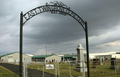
[{"xmin": 46, "ymin": 42, "xmax": 47, "ymax": 55}]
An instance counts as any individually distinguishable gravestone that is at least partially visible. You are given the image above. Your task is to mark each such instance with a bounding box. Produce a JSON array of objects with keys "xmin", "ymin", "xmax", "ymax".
[
  {"xmin": 110, "ymin": 58, "xmax": 119, "ymax": 70},
  {"xmin": 92, "ymin": 58, "xmax": 98, "ymax": 68},
  {"xmin": 75, "ymin": 44, "xmax": 87, "ymax": 72},
  {"xmin": 70, "ymin": 61, "xmax": 75, "ymax": 66},
  {"xmin": 98, "ymin": 57, "xmax": 103, "ymax": 65}
]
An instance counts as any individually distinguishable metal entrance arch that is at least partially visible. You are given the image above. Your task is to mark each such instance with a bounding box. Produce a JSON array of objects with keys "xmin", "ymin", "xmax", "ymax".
[{"xmin": 20, "ymin": 1, "xmax": 89, "ymax": 77}]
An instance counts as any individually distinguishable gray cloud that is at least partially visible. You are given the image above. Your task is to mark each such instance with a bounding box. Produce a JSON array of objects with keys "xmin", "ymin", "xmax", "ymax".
[{"xmin": 0, "ymin": 0, "xmax": 120, "ymax": 55}]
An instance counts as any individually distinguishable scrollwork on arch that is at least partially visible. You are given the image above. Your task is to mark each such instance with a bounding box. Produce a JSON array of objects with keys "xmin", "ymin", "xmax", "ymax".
[
  {"xmin": 22, "ymin": 1, "xmax": 85, "ymax": 30},
  {"xmin": 46, "ymin": 1, "xmax": 70, "ymax": 9}
]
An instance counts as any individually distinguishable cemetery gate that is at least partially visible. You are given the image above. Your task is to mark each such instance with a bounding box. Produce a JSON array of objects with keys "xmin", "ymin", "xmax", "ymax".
[{"xmin": 19, "ymin": 1, "xmax": 90, "ymax": 77}]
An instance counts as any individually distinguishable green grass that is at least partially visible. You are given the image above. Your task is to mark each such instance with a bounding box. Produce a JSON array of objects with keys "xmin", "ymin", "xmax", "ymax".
[
  {"xmin": 90, "ymin": 60, "xmax": 120, "ymax": 77},
  {"xmin": 0, "ymin": 65, "xmax": 19, "ymax": 77},
  {"xmin": 28, "ymin": 60, "xmax": 120, "ymax": 77},
  {"xmin": 28, "ymin": 62, "xmax": 83, "ymax": 77}
]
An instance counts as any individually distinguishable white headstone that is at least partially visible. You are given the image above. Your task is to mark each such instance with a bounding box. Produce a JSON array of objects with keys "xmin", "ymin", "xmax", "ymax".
[{"xmin": 75, "ymin": 44, "xmax": 87, "ymax": 73}]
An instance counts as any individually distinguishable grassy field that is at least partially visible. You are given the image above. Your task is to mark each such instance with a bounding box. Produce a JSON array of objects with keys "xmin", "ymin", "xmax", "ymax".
[
  {"xmin": 90, "ymin": 60, "xmax": 120, "ymax": 77},
  {"xmin": 0, "ymin": 65, "xmax": 19, "ymax": 77},
  {"xmin": 28, "ymin": 60, "xmax": 120, "ymax": 77}
]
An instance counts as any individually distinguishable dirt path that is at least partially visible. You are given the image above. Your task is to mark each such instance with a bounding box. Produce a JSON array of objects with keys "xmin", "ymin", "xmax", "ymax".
[{"xmin": 0, "ymin": 63, "xmax": 55, "ymax": 77}]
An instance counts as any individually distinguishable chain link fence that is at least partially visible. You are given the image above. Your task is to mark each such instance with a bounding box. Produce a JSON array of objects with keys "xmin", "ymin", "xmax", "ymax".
[
  {"xmin": 28, "ymin": 59, "xmax": 120, "ymax": 77},
  {"xmin": 1, "ymin": 59, "xmax": 120, "ymax": 77}
]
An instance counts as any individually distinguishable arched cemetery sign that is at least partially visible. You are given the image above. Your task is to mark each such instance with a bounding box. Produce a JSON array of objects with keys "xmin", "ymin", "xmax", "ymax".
[
  {"xmin": 20, "ymin": 1, "xmax": 90, "ymax": 77},
  {"xmin": 23, "ymin": 1, "xmax": 85, "ymax": 29}
]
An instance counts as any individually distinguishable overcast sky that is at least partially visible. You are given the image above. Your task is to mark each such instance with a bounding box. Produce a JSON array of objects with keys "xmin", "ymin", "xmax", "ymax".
[{"xmin": 0, "ymin": 0, "xmax": 120, "ymax": 55}]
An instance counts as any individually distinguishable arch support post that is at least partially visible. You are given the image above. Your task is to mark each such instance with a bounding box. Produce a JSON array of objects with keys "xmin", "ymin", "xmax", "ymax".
[
  {"xmin": 85, "ymin": 21, "xmax": 90, "ymax": 77},
  {"xmin": 20, "ymin": 11, "xmax": 23, "ymax": 77}
]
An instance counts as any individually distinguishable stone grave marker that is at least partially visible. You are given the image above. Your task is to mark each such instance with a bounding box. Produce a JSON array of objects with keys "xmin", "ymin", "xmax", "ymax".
[
  {"xmin": 98, "ymin": 57, "xmax": 103, "ymax": 65},
  {"xmin": 75, "ymin": 44, "xmax": 87, "ymax": 73},
  {"xmin": 92, "ymin": 58, "xmax": 98, "ymax": 68},
  {"xmin": 110, "ymin": 58, "xmax": 119, "ymax": 70}
]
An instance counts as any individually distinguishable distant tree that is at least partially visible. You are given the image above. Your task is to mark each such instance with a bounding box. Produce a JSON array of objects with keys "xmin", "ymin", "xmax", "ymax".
[{"xmin": 51, "ymin": 53, "xmax": 56, "ymax": 55}]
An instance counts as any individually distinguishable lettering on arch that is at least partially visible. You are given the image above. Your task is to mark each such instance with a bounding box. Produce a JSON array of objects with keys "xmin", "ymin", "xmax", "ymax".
[{"xmin": 22, "ymin": 1, "xmax": 85, "ymax": 29}]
